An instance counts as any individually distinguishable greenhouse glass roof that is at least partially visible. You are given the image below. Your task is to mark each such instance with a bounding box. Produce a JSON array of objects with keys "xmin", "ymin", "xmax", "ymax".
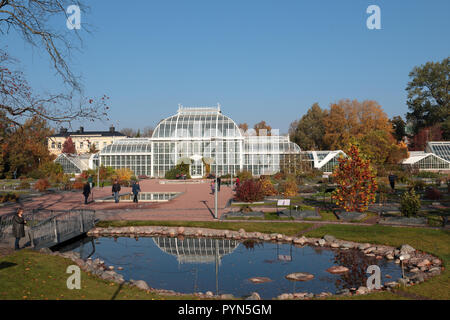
[
  {"xmin": 152, "ymin": 105, "xmax": 242, "ymax": 139},
  {"xmin": 426, "ymin": 141, "xmax": 450, "ymax": 161},
  {"xmin": 100, "ymin": 138, "xmax": 152, "ymax": 154}
]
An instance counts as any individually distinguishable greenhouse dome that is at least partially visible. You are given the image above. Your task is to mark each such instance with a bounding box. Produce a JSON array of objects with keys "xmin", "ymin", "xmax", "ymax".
[{"xmin": 98, "ymin": 105, "xmax": 302, "ymax": 178}]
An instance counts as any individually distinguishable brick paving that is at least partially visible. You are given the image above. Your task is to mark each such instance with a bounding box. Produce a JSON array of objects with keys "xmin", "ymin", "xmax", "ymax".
[{"xmin": 0, "ymin": 179, "xmax": 234, "ymax": 221}]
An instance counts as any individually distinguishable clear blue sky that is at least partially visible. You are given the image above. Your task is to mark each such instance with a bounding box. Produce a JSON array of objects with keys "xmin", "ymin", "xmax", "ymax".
[{"xmin": 5, "ymin": 0, "xmax": 450, "ymax": 133}]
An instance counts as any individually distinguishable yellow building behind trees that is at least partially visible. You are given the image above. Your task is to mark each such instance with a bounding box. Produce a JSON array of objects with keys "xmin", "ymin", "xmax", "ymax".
[{"xmin": 48, "ymin": 126, "xmax": 127, "ymax": 156}]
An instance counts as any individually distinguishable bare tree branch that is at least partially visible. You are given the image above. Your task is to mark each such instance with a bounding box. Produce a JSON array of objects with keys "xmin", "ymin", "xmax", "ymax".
[{"xmin": 0, "ymin": 0, "xmax": 90, "ymax": 91}]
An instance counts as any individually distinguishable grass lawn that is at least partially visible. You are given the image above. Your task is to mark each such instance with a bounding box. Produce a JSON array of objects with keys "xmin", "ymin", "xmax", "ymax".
[
  {"xmin": 0, "ymin": 249, "xmax": 197, "ymax": 300},
  {"xmin": 304, "ymin": 210, "xmax": 337, "ymax": 222},
  {"xmin": 1, "ymin": 220, "xmax": 448, "ymax": 300}
]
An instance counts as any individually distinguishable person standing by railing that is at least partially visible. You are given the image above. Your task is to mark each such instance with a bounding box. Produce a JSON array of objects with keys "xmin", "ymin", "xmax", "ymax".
[
  {"xmin": 112, "ymin": 180, "xmax": 121, "ymax": 203},
  {"xmin": 132, "ymin": 180, "xmax": 141, "ymax": 203},
  {"xmin": 12, "ymin": 208, "xmax": 26, "ymax": 250},
  {"xmin": 83, "ymin": 182, "xmax": 91, "ymax": 204}
]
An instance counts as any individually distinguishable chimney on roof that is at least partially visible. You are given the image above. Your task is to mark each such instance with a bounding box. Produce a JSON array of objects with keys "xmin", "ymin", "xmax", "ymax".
[
  {"xmin": 109, "ymin": 125, "xmax": 115, "ymax": 133},
  {"xmin": 59, "ymin": 127, "xmax": 68, "ymax": 134},
  {"xmin": 79, "ymin": 126, "xmax": 84, "ymax": 133}
]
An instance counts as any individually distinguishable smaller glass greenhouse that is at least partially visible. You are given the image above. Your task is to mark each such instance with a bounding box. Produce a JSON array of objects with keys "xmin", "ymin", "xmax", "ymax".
[
  {"xmin": 402, "ymin": 152, "xmax": 450, "ymax": 171},
  {"xmin": 54, "ymin": 153, "xmax": 94, "ymax": 174},
  {"xmin": 99, "ymin": 139, "xmax": 152, "ymax": 176}
]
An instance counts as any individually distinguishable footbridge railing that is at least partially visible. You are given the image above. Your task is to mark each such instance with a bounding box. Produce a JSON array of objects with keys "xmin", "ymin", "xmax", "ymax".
[{"xmin": 27, "ymin": 209, "xmax": 96, "ymax": 250}]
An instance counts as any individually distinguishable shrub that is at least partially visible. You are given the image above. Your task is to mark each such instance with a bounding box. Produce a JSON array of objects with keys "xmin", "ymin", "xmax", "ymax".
[
  {"xmin": 28, "ymin": 169, "xmax": 44, "ymax": 179},
  {"xmin": 236, "ymin": 170, "xmax": 253, "ymax": 182},
  {"xmin": 409, "ymin": 179, "xmax": 426, "ymax": 192},
  {"xmin": 0, "ymin": 192, "xmax": 18, "ymax": 203},
  {"xmin": 279, "ymin": 180, "xmax": 299, "ymax": 197},
  {"xmin": 400, "ymin": 189, "xmax": 421, "ymax": 217},
  {"xmin": 61, "ymin": 174, "xmax": 72, "ymax": 190},
  {"xmin": 298, "ymin": 185, "xmax": 316, "ymax": 193},
  {"xmin": 424, "ymin": 187, "xmax": 442, "ymax": 200},
  {"xmin": 17, "ymin": 181, "xmax": 31, "ymax": 190},
  {"xmin": 416, "ymin": 171, "xmax": 441, "ymax": 179},
  {"xmin": 304, "ymin": 168, "xmax": 323, "ymax": 181},
  {"xmin": 377, "ymin": 182, "xmax": 390, "ymax": 204},
  {"xmin": 259, "ymin": 177, "xmax": 278, "ymax": 196},
  {"xmin": 99, "ymin": 166, "xmax": 115, "ymax": 181},
  {"xmin": 113, "ymin": 168, "xmax": 134, "ymax": 182},
  {"xmin": 239, "ymin": 204, "xmax": 253, "ymax": 213},
  {"xmin": 39, "ymin": 162, "xmax": 63, "ymax": 177},
  {"xmin": 72, "ymin": 179, "xmax": 84, "ymax": 190},
  {"xmin": 164, "ymin": 164, "xmax": 191, "ymax": 180},
  {"xmin": 234, "ymin": 180, "xmax": 264, "ymax": 202},
  {"xmin": 34, "ymin": 179, "xmax": 50, "ymax": 192},
  {"xmin": 138, "ymin": 175, "xmax": 149, "ymax": 180},
  {"xmin": 272, "ymin": 172, "xmax": 285, "ymax": 181}
]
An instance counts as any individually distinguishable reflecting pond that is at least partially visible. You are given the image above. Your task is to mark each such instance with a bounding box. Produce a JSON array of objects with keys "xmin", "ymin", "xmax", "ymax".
[
  {"xmin": 96, "ymin": 192, "xmax": 181, "ymax": 202},
  {"xmin": 59, "ymin": 236, "xmax": 404, "ymax": 299}
]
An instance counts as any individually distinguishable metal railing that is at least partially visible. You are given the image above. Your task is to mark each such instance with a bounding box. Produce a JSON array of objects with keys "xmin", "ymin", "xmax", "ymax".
[{"xmin": 28, "ymin": 209, "xmax": 96, "ymax": 250}]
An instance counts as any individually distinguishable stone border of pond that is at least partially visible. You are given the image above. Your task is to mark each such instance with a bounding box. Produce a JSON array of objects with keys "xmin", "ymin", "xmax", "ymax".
[{"xmin": 40, "ymin": 226, "xmax": 443, "ymax": 300}]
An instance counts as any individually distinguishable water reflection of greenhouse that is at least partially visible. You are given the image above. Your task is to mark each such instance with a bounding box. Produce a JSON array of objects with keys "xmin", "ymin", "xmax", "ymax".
[{"xmin": 153, "ymin": 237, "xmax": 240, "ymax": 264}]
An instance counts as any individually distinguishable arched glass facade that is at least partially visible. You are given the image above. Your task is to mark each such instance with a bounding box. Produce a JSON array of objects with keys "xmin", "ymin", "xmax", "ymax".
[{"xmin": 99, "ymin": 106, "xmax": 302, "ymax": 177}]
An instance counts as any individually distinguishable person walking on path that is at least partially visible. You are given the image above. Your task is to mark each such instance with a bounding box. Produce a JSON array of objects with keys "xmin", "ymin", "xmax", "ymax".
[
  {"xmin": 235, "ymin": 177, "xmax": 240, "ymax": 189},
  {"xmin": 388, "ymin": 172, "xmax": 397, "ymax": 192},
  {"xmin": 210, "ymin": 180, "xmax": 215, "ymax": 195},
  {"xmin": 132, "ymin": 181, "xmax": 141, "ymax": 203},
  {"xmin": 112, "ymin": 180, "xmax": 121, "ymax": 203},
  {"xmin": 12, "ymin": 208, "xmax": 26, "ymax": 250},
  {"xmin": 217, "ymin": 177, "xmax": 221, "ymax": 192},
  {"xmin": 83, "ymin": 182, "xmax": 91, "ymax": 204}
]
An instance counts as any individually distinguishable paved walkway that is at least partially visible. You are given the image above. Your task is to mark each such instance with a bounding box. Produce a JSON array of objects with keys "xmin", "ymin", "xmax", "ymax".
[{"xmin": 0, "ymin": 179, "xmax": 234, "ymax": 221}]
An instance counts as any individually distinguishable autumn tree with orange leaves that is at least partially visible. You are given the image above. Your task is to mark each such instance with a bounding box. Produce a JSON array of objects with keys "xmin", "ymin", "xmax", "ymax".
[{"xmin": 332, "ymin": 144, "xmax": 377, "ymax": 212}]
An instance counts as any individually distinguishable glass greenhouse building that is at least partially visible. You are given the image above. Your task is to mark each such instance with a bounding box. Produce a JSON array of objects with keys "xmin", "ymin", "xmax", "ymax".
[
  {"xmin": 402, "ymin": 151, "xmax": 450, "ymax": 171},
  {"xmin": 98, "ymin": 106, "xmax": 302, "ymax": 178}
]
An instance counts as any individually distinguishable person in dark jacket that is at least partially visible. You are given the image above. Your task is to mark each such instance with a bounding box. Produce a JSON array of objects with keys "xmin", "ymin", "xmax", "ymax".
[
  {"xmin": 112, "ymin": 180, "xmax": 121, "ymax": 203},
  {"xmin": 83, "ymin": 182, "xmax": 91, "ymax": 204},
  {"xmin": 217, "ymin": 177, "xmax": 221, "ymax": 192},
  {"xmin": 132, "ymin": 181, "xmax": 141, "ymax": 203},
  {"xmin": 388, "ymin": 172, "xmax": 397, "ymax": 192},
  {"xmin": 12, "ymin": 208, "xmax": 26, "ymax": 250}
]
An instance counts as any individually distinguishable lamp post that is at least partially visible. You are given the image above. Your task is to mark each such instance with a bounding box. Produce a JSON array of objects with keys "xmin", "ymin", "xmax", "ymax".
[
  {"xmin": 229, "ymin": 148, "xmax": 233, "ymax": 189},
  {"xmin": 214, "ymin": 175, "xmax": 218, "ymax": 219},
  {"xmin": 211, "ymin": 137, "xmax": 222, "ymax": 220}
]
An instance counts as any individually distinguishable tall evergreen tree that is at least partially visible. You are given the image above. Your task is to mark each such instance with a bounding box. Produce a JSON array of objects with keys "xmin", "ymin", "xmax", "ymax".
[
  {"xmin": 289, "ymin": 103, "xmax": 326, "ymax": 150},
  {"xmin": 406, "ymin": 57, "xmax": 449, "ymax": 138}
]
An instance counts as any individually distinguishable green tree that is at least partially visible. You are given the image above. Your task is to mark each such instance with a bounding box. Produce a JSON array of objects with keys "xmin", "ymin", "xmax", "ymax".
[
  {"xmin": 406, "ymin": 57, "xmax": 449, "ymax": 138},
  {"xmin": 1, "ymin": 116, "xmax": 55, "ymax": 178},
  {"xmin": 357, "ymin": 130, "xmax": 409, "ymax": 166},
  {"xmin": 289, "ymin": 103, "xmax": 326, "ymax": 150},
  {"xmin": 390, "ymin": 116, "xmax": 406, "ymax": 142}
]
